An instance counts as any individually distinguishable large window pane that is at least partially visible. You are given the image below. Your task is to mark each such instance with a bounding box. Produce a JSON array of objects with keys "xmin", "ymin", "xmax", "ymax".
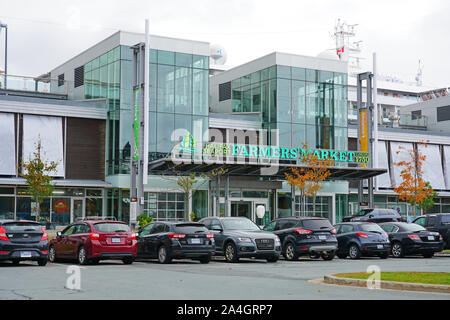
[
  {"xmin": 277, "ymin": 78, "xmax": 291, "ymax": 122},
  {"xmin": 157, "ymin": 65, "xmax": 175, "ymax": 113},
  {"xmin": 292, "ymin": 124, "xmax": 306, "ymax": 146},
  {"xmin": 306, "ymin": 82, "xmax": 318, "ymax": 124},
  {"xmin": 241, "ymin": 85, "xmax": 251, "ymax": 112},
  {"xmin": 149, "ymin": 112, "xmax": 157, "ymax": 154},
  {"xmin": 232, "ymin": 88, "xmax": 242, "ymax": 112},
  {"xmin": 277, "ymin": 65, "xmax": 291, "ymax": 79},
  {"xmin": 51, "ymin": 198, "xmax": 70, "ymax": 226},
  {"xmin": 158, "ymin": 50, "xmax": 175, "ymax": 65},
  {"xmin": 156, "ymin": 113, "xmax": 174, "ymax": 153},
  {"xmin": 0, "ymin": 197, "xmax": 14, "ymax": 220},
  {"xmin": 193, "ymin": 55, "xmax": 209, "ymax": 69},
  {"xmin": 261, "ymin": 80, "xmax": 270, "ymax": 123},
  {"xmin": 292, "ymin": 80, "xmax": 306, "ymax": 123},
  {"xmin": 149, "ymin": 63, "xmax": 157, "ymax": 111},
  {"xmin": 269, "ymin": 79, "xmax": 277, "ymax": 122},
  {"xmin": 251, "ymin": 83, "xmax": 261, "ymax": 112},
  {"xmin": 193, "ymin": 69, "xmax": 208, "ymax": 115},
  {"xmin": 175, "ymin": 67, "xmax": 192, "ymax": 114},
  {"xmin": 175, "ymin": 52, "xmax": 192, "ymax": 67},
  {"xmin": 292, "ymin": 67, "xmax": 306, "ymax": 81},
  {"xmin": 277, "ymin": 122, "xmax": 291, "ymax": 148}
]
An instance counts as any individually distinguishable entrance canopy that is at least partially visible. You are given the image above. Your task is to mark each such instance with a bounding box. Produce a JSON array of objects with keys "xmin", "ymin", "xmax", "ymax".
[{"xmin": 148, "ymin": 158, "xmax": 387, "ymax": 181}]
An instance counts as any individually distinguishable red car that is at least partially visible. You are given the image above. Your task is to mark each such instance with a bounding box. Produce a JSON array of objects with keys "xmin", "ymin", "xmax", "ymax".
[{"xmin": 48, "ymin": 220, "xmax": 137, "ymax": 265}]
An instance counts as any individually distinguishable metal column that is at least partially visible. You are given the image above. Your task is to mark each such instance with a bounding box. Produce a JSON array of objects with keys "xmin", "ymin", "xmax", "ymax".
[{"xmin": 225, "ymin": 175, "xmax": 229, "ymax": 217}]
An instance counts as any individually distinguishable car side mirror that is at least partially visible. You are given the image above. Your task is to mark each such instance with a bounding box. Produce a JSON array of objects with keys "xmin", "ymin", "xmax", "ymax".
[
  {"xmin": 211, "ymin": 226, "xmax": 223, "ymax": 232},
  {"xmin": 368, "ymin": 214, "xmax": 374, "ymax": 218},
  {"xmin": 57, "ymin": 231, "xmax": 62, "ymax": 237}
]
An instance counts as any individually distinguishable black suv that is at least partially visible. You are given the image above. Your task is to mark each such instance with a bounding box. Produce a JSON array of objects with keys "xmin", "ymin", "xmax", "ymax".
[
  {"xmin": 199, "ymin": 217, "xmax": 281, "ymax": 263},
  {"xmin": 342, "ymin": 208, "xmax": 404, "ymax": 223},
  {"xmin": 263, "ymin": 217, "xmax": 338, "ymax": 261},
  {"xmin": 413, "ymin": 214, "xmax": 450, "ymax": 249}
]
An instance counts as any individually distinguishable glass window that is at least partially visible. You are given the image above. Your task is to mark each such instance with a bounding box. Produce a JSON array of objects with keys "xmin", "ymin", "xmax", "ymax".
[
  {"xmin": 149, "ymin": 49, "xmax": 157, "ymax": 64},
  {"xmin": 240, "ymin": 74, "xmax": 251, "ymax": 87},
  {"xmin": 277, "ymin": 78, "xmax": 291, "ymax": 122},
  {"xmin": 292, "ymin": 124, "xmax": 306, "ymax": 146},
  {"xmin": 175, "ymin": 52, "xmax": 192, "ymax": 67},
  {"xmin": 175, "ymin": 114, "xmax": 192, "ymax": 137},
  {"xmin": 86, "ymin": 189, "xmax": 102, "ymax": 197},
  {"xmin": 52, "ymin": 198, "xmax": 70, "ymax": 226},
  {"xmin": 305, "ymin": 82, "xmax": 318, "ymax": 124},
  {"xmin": 277, "ymin": 65, "xmax": 291, "ymax": 79},
  {"xmin": 0, "ymin": 197, "xmax": 14, "ymax": 220},
  {"xmin": 157, "ymin": 64, "xmax": 175, "ymax": 113},
  {"xmin": 231, "ymin": 78, "xmax": 240, "ymax": 89},
  {"xmin": 251, "ymin": 71, "xmax": 261, "ymax": 83},
  {"xmin": 263, "ymin": 220, "xmax": 276, "ymax": 231},
  {"xmin": 91, "ymin": 57, "xmax": 100, "ymax": 70},
  {"xmin": 86, "ymin": 198, "xmax": 102, "ymax": 217},
  {"xmin": 232, "ymin": 88, "xmax": 242, "ymax": 112},
  {"xmin": 222, "ymin": 218, "xmax": 259, "ymax": 231},
  {"xmin": 156, "ymin": 113, "xmax": 174, "ymax": 153},
  {"xmin": 306, "ymin": 69, "xmax": 317, "ymax": 82},
  {"xmin": 62, "ymin": 225, "xmax": 76, "ymax": 236},
  {"xmin": 16, "ymin": 197, "xmax": 32, "ymax": 221},
  {"xmin": 241, "ymin": 85, "xmax": 251, "ymax": 112},
  {"xmin": 414, "ymin": 217, "xmax": 426, "ymax": 227},
  {"xmin": 251, "ymin": 83, "xmax": 261, "ymax": 112},
  {"xmin": 99, "ymin": 53, "xmax": 108, "ymax": 67},
  {"xmin": 193, "ymin": 55, "xmax": 209, "ymax": 69},
  {"xmin": 269, "ymin": 79, "xmax": 277, "ymax": 122},
  {"xmin": 193, "ymin": 69, "xmax": 208, "ymax": 116},
  {"xmin": 277, "ymin": 122, "xmax": 291, "ymax": 148},
  {"xmin": 292, "ymin": 80, "xmax": 306, "ymax": 123},
  {"xmin": 292, "ymin": 67, "xmax": 306, "ymax": 81},
  {"xmin": 149, "ymin": 112, "xmax": 157, "ymax": 153},
  {"xmin": 319, "ymin": 70, "xmax": 334, "ymax": 84},
  {"xmin": 120, "ymin": 45, "xmax": 133, "ymax": 61},
  {"xmin": 140, "ymin": 223, "xmax": 154, "ymax": 236},
  {"xmin": 175, "ymin": 66, "xmax": 192, "ymax": 114},
  {"xmin": 340, "ymin": 224, "xmax": 354, "ymax": 233},
  {"xmin": 94, "ymin": 223, "xmax": 129, "ymax": 233},
  {"xmin": 158, "ymin": 50, "xmax": 175, "ymax": 65}
]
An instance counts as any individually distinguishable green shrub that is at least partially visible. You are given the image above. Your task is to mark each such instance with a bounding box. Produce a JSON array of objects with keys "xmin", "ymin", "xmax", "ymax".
[{"xmin": 137, "ymin": 213, "xmax": 153, "ymax": 228}]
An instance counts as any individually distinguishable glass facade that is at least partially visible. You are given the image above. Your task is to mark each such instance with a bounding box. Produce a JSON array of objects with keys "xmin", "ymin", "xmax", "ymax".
[
  {"xmin": 84, "ymin": 46, "xmax": 209, "ymax": 175},
  {"xmin": 231, "ymin": 65, "xmax": 348, "ymax": 151}
]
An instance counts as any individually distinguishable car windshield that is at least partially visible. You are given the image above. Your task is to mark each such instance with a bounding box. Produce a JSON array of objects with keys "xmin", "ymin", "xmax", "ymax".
[
  {"xmin": 354, "ymin": 209, "xmax": 371, "ymax": 216},
  {"xmin": 2, "ymin": 222, "xmax": 41, "ymax": 232},
  {"xmin": 360, "ymin": 223, "xmax": 384, "ymax": 233},
  {"xmin": 302, "ymin": 219, "xmax": 332, "ymax": 230},
  {"xmin": 174, "ymin": 224, "xmax": 208, "ymax": 234},
  {"xmin": 94, "ymin": 223, "xmax": 130, "ymax": 233},
  {"xmin": 400, "ymin": 223, "xmax": 426, "ymax": 232},
  {"xmin": 221, "ymin": 219, "xmax": 260, "ymax": 231}
]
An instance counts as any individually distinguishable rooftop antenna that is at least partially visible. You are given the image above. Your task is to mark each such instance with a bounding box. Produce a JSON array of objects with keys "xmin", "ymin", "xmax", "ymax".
[{"xmin": 332, "ymin": 19, "xmax": 362, "ymax": 75}]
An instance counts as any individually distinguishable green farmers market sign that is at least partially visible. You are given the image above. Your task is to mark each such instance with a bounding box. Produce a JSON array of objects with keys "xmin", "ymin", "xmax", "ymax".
[{"xmin": 175, "ymin": 133, "xmax": 370, "ymax": 164}]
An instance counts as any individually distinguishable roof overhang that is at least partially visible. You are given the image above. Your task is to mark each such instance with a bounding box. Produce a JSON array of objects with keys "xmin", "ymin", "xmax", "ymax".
[{"xmin": 148, "ymin": 158, "xmax": 387, "ymax": 181}]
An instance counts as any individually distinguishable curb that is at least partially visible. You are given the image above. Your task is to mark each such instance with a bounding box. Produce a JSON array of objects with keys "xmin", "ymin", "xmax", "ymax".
[{"xmin": 324, "ymin": 274, "xmax": 450, "ymax": 295}]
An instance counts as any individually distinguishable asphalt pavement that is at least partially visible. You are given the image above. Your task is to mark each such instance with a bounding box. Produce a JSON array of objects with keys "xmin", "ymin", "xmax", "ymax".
[{"xmin": 0, "ymin": 255, "xmax": 449, "ymax": 300}]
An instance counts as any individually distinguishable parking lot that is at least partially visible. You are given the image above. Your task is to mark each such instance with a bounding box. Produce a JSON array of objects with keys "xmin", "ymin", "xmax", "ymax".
[{"xmin": 0, "ymin": 255, "xmax": 449, "ymax": 300}]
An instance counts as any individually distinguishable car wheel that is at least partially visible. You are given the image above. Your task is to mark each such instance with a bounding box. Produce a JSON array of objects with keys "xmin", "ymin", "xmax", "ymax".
[
  {"xmin": 391, "ymin": 242, "xmax": 404, "ymax": 258},
  {"xmin": 198, "ymin": 255, "xmax": 211, "ymax": 264},
  {"xmin": 309, "ymin": 253, "xmax": 320, "ymax": 259},
  {"xmin": 38, "ymin": 259, "xmax": 47, "ymax": 266},
  {"xmin": 122, "ymin": 257, "xmax": 134, "ymax": 264},
  {"xmin": 379, "ymin": 252, "xmax": 389, "ymax": 259},
  {"xmin": 266, "ymin": 255, "xmax": 279, "ymax": 263},
  {"xmin": 422, "ymin": 252, "xmax": 434, "ymax": 258},
  {"xmin": 158, "ymin": 245, "xmax": 172, "ymax": 264},
  {"xmin": 337, "ymin": 253, "xmax": 347, "ymax": 259},
  {"xmin": 224, "ymin": 242, "xmax": 239, "ymax": 263},
  {"xmin": 283, "ymin": 242, "xmax": 298, "ymax": 261},
  {"xmin": 348, "ymin": 244, "xmax": 361, "ymax": 259},
  {"xmin": 48, "ymin": 246, "xmax": 57, "ymax": 263},
  {"xmin": 321, "ymin": 251, "xmax": 336, "ymax": 261},
  {"xmin": 78, "ymin": 246, "xmax": 89, "ymax": 265}
]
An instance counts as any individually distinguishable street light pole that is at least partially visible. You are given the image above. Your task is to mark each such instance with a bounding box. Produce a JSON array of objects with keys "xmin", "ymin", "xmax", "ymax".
[{"xmin": 0, "ymin": 22, "xmax": 7, "ymax": 88}]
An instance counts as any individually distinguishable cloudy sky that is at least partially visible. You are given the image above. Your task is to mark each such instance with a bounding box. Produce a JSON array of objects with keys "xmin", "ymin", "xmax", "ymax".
[{"xmin": 0, "ymin": 0, "xmax": 448, "ymax": 87}]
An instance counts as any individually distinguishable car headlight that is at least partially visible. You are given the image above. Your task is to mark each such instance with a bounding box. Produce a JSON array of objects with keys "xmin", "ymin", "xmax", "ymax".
[
  {"xmin": 237, "ymin": 237, "xmax": 252, "ymax": 243},
  {"xmin": 275, "ymin": 237, "xmax": 281, "ymax": 244}
]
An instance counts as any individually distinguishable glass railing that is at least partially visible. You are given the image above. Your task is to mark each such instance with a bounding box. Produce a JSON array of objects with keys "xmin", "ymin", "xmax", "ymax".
[
  {"xmin": 398, "ymin": 113, "xmax": 427, "ymax": 128},
  {"xmin": 0, "ymin": 74, "xmax": 70, "ymax": 95}
]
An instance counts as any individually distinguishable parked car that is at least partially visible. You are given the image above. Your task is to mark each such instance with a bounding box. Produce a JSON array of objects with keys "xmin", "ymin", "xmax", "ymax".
[
  {"xmin": 136, "ymin": 221, "xmax": 214, "ymax": 264},
  {"xmin": 342, "ymin": 208, "xmax": 405, "ymax": 223},
  {"xmin": 263, "ymin": 217, "xmax": 338, "ymax": 261},
  {"xmin": 48, "ymin": 220, "xmax": 137, "ymax": 265},
  {"xmin": 379, "ymin": 222, "xmax": 443, "ymax": 258},
  {"xmin": 334, "ymin": 222, "xmax": 390, "ymax": 259},
  {"xmin": 0, "ymin": 220, "xmax": 48, "ymax": 266},
  {"xmin": 412, "ymin": 213, "xmax": 450, "ymax": 249},
  {"xmin": 198, "ymin": 217, "xmax": 281, "ymax": 263}
]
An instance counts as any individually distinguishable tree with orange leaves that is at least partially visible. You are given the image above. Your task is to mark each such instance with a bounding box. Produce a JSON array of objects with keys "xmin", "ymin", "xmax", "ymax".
[
  {"xmin": 393, "ymin": 141, "xmax": 435, "ymax": 215},
  {"xmin": 285, "ymin": 143, "xmax": 334, "ymax": 216}
]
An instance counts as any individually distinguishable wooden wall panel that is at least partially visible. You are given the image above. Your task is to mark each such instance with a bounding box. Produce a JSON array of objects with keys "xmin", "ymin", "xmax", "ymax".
[{"xmin": 66, "ymin": 118, "xmax": 105, "ymax": 180}]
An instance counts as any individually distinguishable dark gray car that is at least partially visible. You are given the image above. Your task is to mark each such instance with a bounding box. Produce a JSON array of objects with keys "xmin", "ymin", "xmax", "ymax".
[{"xmin": 198, "ymin": 217, "xmax": 281, "ymax": 263}]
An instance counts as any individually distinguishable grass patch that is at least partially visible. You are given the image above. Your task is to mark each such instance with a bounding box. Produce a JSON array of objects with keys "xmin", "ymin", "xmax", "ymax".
[{"xmin": 334, "ymin": 272, "xmax": 450, "ymax": 286}]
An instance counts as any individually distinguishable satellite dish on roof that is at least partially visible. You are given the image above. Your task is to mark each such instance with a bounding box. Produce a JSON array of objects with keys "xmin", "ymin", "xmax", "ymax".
[{"xmin": 210, "ymin": 44, "xmax": 227, "ymax": 65}]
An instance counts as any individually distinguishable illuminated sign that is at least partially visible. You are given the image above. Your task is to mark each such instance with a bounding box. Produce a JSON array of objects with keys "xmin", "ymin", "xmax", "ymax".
[{"xmin": 174, "ymin": 133, "xmax": 370, "ymax": 165}]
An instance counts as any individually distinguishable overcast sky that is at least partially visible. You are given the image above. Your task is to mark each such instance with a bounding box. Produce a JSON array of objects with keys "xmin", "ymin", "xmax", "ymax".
[{"xmin": 0, "ymin": 0, "xmax": 449, "ymax": 88}]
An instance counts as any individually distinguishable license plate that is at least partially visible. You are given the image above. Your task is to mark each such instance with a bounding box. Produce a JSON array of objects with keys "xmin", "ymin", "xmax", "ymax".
[
  {"xmin": 428, "ymin": 236, "xmax": 434, "ymax": 241},
  {"xmin": 190, "ymin": 238, "xmax": 201, "ymax": 244},
  {"xmin": 20, "ymin": 251, "xmax": 32, "ymax": 258},
  {"xmin": 318, "ymin": 235, "xmax": 327, "ymax": 240},
  {"xmin": 377, "ymin": 245, "xmax": 383, "ymax": 249},
  {"xmin": 112, "ymin": 238, "xmax": 121, "ymax": 243}
]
